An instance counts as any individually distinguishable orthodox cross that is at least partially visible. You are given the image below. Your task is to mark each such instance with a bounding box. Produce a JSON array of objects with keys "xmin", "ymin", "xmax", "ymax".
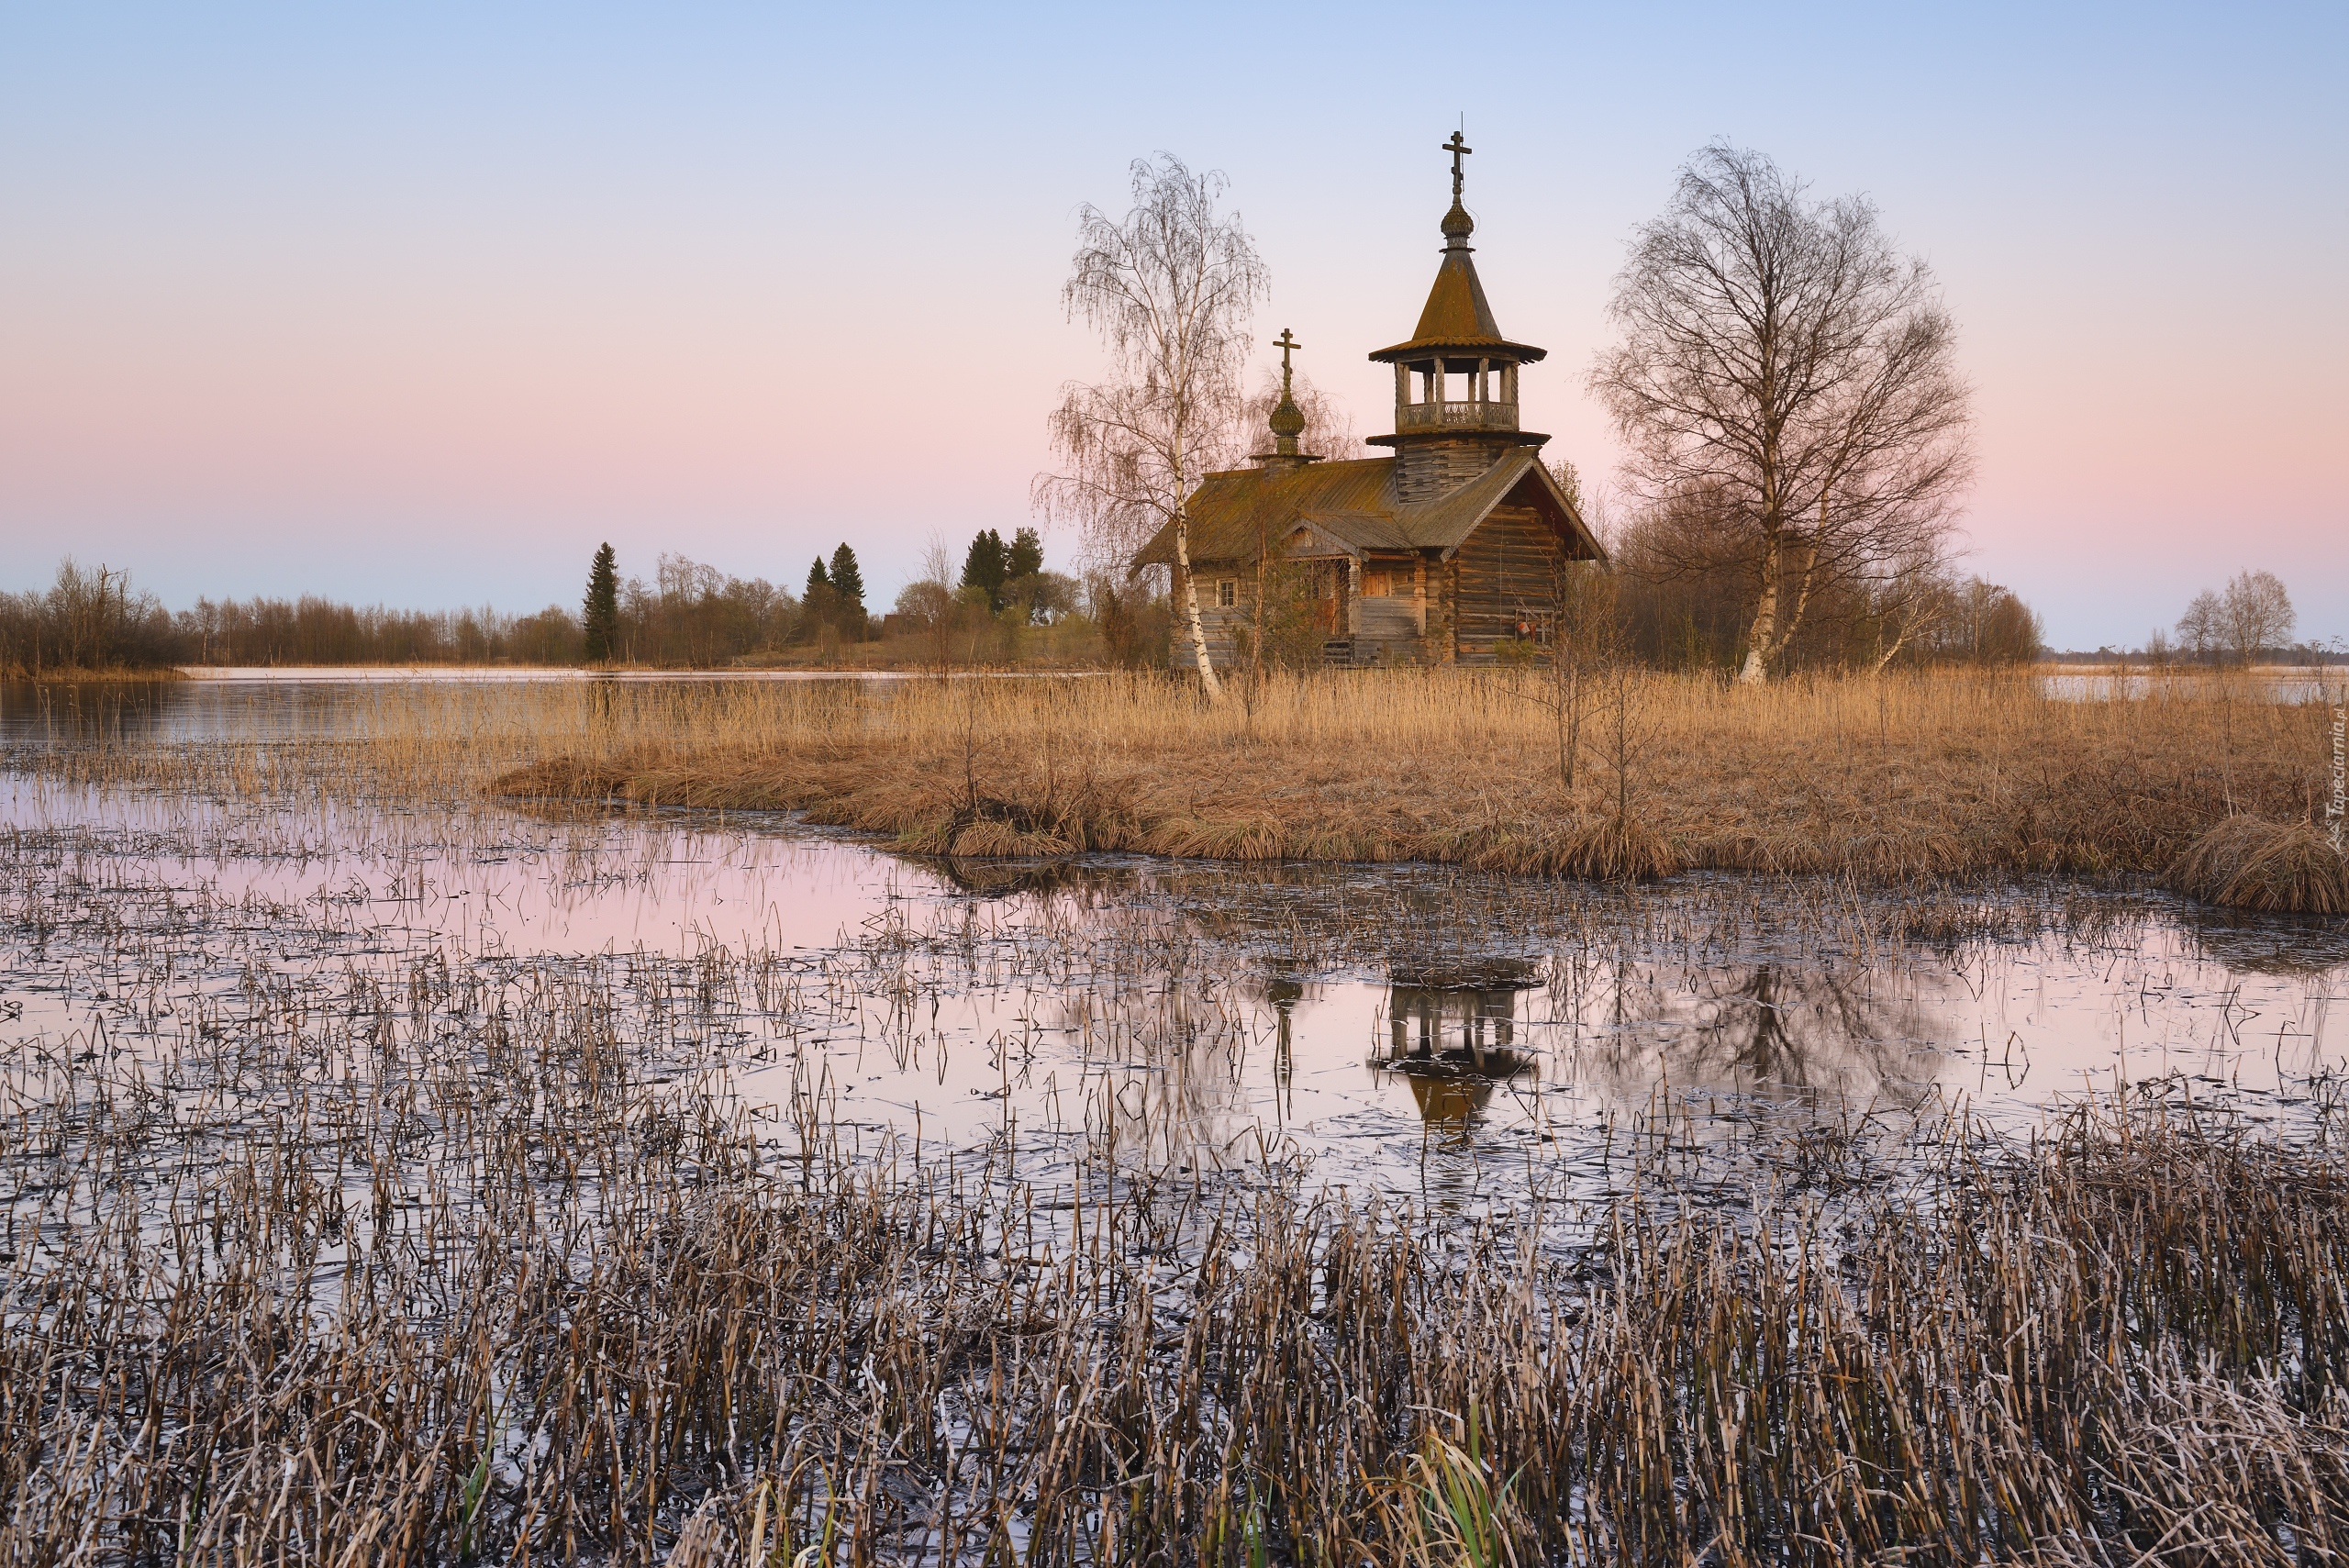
[
  {"xmin": 1274, "ymin": 328, "xmax": 1302, "ymax": 392},
  {"xmin": 1443, "ymin": 129, "xmax": 1472, "ymax": 198}
]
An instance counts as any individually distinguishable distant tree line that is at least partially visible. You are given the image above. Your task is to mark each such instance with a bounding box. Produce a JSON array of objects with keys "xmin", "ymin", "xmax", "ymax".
[
  {"xmin": 1602, "ymin": 482, "xmax": 2043, "ymax": 673},
  {"xmin": 0, "ymin": 547, "xmax": 863, "ymax": 675},
  {"xmin": 0, "ymin": 560, "xmax": 180, "ymax": 675},
  {"xmin": 792, "ymin": 544, "xmax": 863, "ymax": 647},
  {"xmin": 884, "ymin": 526, "xmax": 1157, "ymax": 666},
  {"xmin": 1480, "ymin": 460, "xmax": 2034, "ymax": 676}
]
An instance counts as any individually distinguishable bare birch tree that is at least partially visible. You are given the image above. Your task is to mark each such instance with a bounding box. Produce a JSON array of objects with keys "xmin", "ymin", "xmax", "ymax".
[
  {"xmin": 2219, "ymin": 569, "xmax": 2295, "ymax": 667},
  {"xmin": 2176, "ymin": 590, "xmax": 2222, "ymax": 663},
  {"xmin": 1591, "ymin": 144, "xmax": 1976, "ymax": 684},
  {"xmin": 1861, "ymin": 543, "xmax": 1959, "ymax": 673},
  {"xmin": 1034, "ymin": 154, "xmax": 1267, "ymax": 700}
]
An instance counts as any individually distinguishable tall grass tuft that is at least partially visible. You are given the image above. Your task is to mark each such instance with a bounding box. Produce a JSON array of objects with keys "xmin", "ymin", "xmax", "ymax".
[{"xmin": 2169, "ymin": 815, "xmax": 2349, "ymax": 913}]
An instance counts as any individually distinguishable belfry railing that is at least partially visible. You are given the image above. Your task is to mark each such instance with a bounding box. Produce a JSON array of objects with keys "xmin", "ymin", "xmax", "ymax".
[{"xmin": 1396, "ymin": 400, "xmax": 1519, "ymax": 431}]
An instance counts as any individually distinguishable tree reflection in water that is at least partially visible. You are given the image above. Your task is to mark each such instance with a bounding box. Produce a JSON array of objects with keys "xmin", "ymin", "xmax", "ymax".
[
  {"xmin": 0, "ymin": 681, "xmax": 182, "ymax": 746},
  {"xmin": 1553, "ymin": 950, "xmax": 1939, "ymax": 1118}
]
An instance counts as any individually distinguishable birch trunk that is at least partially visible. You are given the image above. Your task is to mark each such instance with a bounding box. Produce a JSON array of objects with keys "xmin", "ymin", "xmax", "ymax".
[
  {"xmin": 1739, "ymin": 524, "xmax": 1818, "ymax": 684},
  {"xmin": 1738, "ymin": 527, "xmax": 1784, "ymax": 685},
  {"xmin": 1174, "ymin": 515, "xmax": 1220, "ymax": 697},
  {"xmin": 1168, "ymin": 416, "xmax": 1222, "ymax": 697}
]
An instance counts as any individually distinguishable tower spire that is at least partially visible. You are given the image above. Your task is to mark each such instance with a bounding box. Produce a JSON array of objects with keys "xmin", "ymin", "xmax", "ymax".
[
  {"xmin": 1441, "ymin": 129, "xmax": 1474, "ymax": 247},
  {"xmin": 1252, "ymin": 328, "xmax": 1320, "ymax": 473},
  {"xmin": 1365, "ymin": 131, "xmax": 1549, "ymax": 501}
]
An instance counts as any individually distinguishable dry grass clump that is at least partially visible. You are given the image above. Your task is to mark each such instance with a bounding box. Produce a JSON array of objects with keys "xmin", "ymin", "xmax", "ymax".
[
  {"xmin": 484, "ymin": 667, "xmax": 2333, "ymax": 884},
  {"xmin": 1559, "ymin": 812, "xmax": 1679, "ymax": 881},
  {"xmin": 14, "ymin": 665, "xmax": 2338, "ymax": 883},
  {"xmin": 2169, "ymin": 815, "xmax": 2349, "ymax": 914}
]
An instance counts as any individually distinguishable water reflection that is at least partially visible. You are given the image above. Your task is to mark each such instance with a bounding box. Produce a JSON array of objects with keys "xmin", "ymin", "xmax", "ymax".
[
  {"xmin": 0, "ymin": 673, "xmax": 907, "ymax": 748},
  {"xmin": 0, "ymin": 682, "xmax": 185, "ymax": 746},
  {"xmin": 2041, "ymin": 669, "xmax": 2346, "ymax": 704},
  {"xmin": 1371, "ymin": 972, "xmax": 1539, "ymax": 1135},
  {"xmin": 2188, "ymin": 917, "xmax": 2349, "ymax": 977},
  {"xmin": 1637, "ymin": 962, "xmax": 1931, "ymax": 1107},
  {"xmin": 4, "ymin": 763, "xmax": 2344, "ymax": 1206}
]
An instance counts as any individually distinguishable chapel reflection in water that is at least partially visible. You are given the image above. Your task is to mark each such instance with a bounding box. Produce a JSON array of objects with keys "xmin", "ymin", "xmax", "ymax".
[{"xmin": 1371, "ymin": 963, "xmax": 1538, "ymax": 1134}]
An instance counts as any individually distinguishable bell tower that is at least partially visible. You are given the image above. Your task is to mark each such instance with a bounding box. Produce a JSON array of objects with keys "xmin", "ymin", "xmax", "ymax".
[{"xmin": 1366, "ymin": 132, "xmax": 1549, "ymax": 504}]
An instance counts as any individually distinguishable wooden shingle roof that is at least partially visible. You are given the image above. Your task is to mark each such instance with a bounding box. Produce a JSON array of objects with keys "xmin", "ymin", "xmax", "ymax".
[
  {"xmin": 1132, "ymin": 450, "xmax": 1604, "ymax": 570},
  {"xmin": 1368, "ymin": 246, "xmax": 1546, "ymax": 363}
]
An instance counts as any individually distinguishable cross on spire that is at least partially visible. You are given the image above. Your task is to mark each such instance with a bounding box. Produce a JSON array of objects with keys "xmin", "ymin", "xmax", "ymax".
[
  {"xmin": 1264, "ymin": 328, "xmax": 1308, "ymax": 458},
  {"xmin": 1443, "ymin": 129, "xmax": 1471, "ymax": 198}
]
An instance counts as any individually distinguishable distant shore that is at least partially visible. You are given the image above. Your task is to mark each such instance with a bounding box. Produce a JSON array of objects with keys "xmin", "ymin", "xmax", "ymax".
[{"xmin": 7, "ymin": 665, "xmax": 189, "ymax": 684}]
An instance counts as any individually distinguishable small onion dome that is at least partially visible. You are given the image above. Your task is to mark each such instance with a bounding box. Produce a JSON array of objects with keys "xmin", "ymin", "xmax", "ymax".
[{"xmin": 1268, "ymin": 394, "xmax": 1306, "ymax": 441}]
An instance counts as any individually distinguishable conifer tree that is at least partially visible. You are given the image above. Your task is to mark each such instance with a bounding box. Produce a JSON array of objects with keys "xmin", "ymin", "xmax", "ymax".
[
  {"xmin": 828, "ymin": 543, "xmax": 865, "ymax": 608},
  {"xmin": 805, "ymin": 557, "xmax": 829, "ymax": 600},
  {"xmin": 961, "ymin": 529, "xmax": 1008, "ymax": 611},
  {"xmin": 581, "ymin": 543, "xmax": 620, "ymax": 663},
  {"xmin": 1005, "ymin": 527, "xmax": 1044, "ymax": 581}
]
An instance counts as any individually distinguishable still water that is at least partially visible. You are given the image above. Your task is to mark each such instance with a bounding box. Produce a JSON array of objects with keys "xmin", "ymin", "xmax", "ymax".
[
  {"xmin": 5, "ymin": 752, "xmax": 2343, "ymax": 1211},
  {"xmin": 6, "ymin": 673, "xmax": 2345, "ymax": 1210}
]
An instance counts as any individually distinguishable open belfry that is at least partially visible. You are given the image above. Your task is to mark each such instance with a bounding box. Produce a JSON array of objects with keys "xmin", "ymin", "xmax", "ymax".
[{"xmin": 1136, "ymin": 132, "xmax": 1606, "ymax": 667}]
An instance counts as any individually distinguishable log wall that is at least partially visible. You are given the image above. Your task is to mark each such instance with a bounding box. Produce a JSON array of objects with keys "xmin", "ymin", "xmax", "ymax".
[
  {"xmin": 1171, "ymin": 557, "xmax": 1442, "ymax": 670},
  {"xmin": 1170, "ymin": 562, "xmax": 1255, "ymax": 671},
  {"xmin": 1172, "ymin": 524, "xmax": 1568, "ymax": 671},
  {"xmin": 1393, "ymin": 439, "xmax": 1508, "ymax": 504},
  {"xmin": 1448, "ymin": 506, "xmax": 1574, "ymax": 664}
]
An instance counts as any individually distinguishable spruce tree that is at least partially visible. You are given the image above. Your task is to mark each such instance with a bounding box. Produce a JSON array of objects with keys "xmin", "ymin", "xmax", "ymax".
[
  {"xmin": 828, "ymin": 543, "xmax": 865, "ymax": 608},
  {"xmin": 805, "ymin": 557, "xmax": 829, "ymax": 600},
  {"xmin": 581, "ymin": 543, "xmax": 619, "ymax": 663},
  {"xmin": 961, "ymin": 528, "xmax": 1008, "ymax": 611},
  {"xmin": 1005, "ymin": 527, "xmax": 1044, "ymax": 582}
]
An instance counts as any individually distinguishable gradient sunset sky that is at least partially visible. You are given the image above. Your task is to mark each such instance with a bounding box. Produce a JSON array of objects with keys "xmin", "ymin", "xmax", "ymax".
[{"xmin": 2, "ymin": 2, "xmax": 2341, "ymax": 651}]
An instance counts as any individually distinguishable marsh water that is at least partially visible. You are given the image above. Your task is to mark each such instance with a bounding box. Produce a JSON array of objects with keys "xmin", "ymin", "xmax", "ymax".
[{"xmin": 6, "ymin": 674, "xmax": 2345, "ymax": 1230}]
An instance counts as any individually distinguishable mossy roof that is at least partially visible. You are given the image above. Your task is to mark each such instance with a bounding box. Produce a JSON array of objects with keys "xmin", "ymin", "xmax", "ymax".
[{"xmin": 1367, "ymin": 247, "xmax": 1547, "ymax": 364}]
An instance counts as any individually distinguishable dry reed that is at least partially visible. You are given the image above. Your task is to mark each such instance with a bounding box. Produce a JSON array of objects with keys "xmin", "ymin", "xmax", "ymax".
[
  {"xmin": 5, "ymin": 800, "xmax": 2349, "ymax": 1563},
  {"xmin": 9, "ymin": 993, "xmax": 2346, "ymax": 1562},
  {"xmin": 476, "ymin": 667, "xmax": 2338, "ymax": 885},
  {"xmin": 18, "ymin": 670, "xmax": 2336, "ymax": 889}
]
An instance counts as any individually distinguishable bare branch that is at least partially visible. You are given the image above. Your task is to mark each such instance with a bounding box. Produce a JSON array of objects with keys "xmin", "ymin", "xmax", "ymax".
[{"xmin": 1588, "ymin": 144, "xmax": 1976, "ymax": 684}]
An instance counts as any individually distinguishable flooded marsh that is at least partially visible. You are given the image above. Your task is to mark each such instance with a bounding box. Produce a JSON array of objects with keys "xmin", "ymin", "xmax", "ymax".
[{"xmin": 5, "ymin": 676, "xmax": 2348, "ymax": 1563}]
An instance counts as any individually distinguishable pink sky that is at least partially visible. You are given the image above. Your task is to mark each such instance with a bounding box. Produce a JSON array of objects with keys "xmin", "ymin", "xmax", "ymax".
[{"xmin": 2, "ymin": 3, "xmax": 2341, "ymax": 651}]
